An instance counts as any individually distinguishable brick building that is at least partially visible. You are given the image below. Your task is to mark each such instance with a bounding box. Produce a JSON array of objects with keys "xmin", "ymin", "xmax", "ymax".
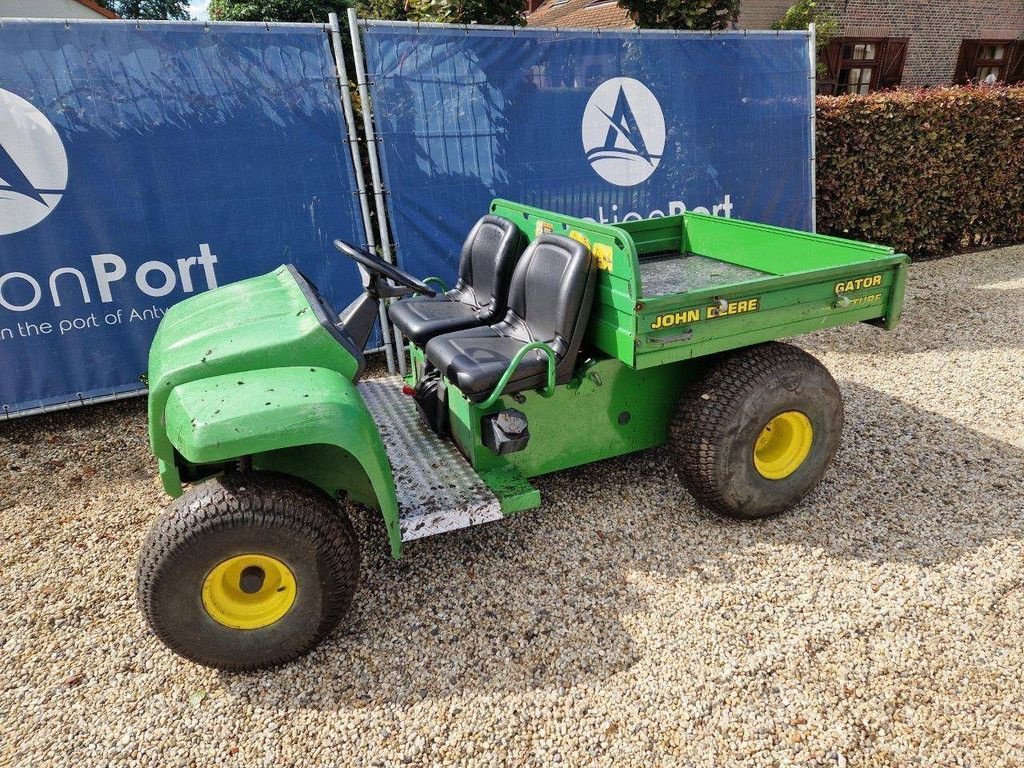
[
  {"xmin": 526, "ymin": 0, "xmax": 1024, "ymax": 91},
  {"xmin": 739, "ymin": 0, "xmax": 1024, "ymax": 92}
]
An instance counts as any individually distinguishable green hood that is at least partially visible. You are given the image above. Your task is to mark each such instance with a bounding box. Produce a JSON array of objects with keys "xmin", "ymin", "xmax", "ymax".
[{"xmin": 147, "ymin": 265, "xmax": 362, "ymax": 484}]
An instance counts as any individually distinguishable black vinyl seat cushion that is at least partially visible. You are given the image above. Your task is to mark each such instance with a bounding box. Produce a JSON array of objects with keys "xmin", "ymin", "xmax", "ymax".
[
  {"xmin": 389, "ymin": 215, "xmax": 525, "ymax": 346},
  {"xmin": 386, "ymin": 295, "xmax": 481, "ymax": 344},
  {"xmin": 425, "ymin": 233, "xmax": 595, "ymax": 402},
  {"xmin": 423, "ymin": 326, "xmax": 551, "ymax": 399}
]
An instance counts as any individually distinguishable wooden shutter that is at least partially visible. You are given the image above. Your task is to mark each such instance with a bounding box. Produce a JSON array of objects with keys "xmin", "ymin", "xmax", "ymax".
[
  {"xmin": 1005, "ymin": 42, "xmax": 1024, "ymax": 85},
  {"xmin": 820, "ymin": 40, "xmax": 842, "ymax": 94},
  {"xmin": 954, "ymin": 41, "xmax": 980, "ymax": 84},
  {"xmin": 877, "ymin": 38, "xmax": 909, "ymax": 90}
]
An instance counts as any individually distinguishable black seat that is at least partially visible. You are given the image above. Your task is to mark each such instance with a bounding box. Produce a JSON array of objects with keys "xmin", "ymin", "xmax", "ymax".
[
  {"xmin": 425, "ymin": 234, "xmax": 596, "ymax": 402},
  {"xmin": 388, "ymin": 215, "xmax": 526, "ymax": 346}
]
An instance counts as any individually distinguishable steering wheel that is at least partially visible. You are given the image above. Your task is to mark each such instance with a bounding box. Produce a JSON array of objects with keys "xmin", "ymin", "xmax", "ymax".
[{"xmin": 333, "ymin": 240, "xmax": 436, "ymax": 297}]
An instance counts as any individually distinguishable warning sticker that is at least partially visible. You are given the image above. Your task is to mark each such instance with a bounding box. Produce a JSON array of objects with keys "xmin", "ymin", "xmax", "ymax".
[{"xmin": 592, "ymin": 242, "xmax": 613, "ymax": 271}]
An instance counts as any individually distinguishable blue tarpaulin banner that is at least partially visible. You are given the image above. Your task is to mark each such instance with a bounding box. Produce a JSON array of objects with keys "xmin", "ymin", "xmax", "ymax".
[
  {"xmin": 0, "ymin": 20, "xmax": 367, "ymax": 416},
  {"xmin": 362, "ymin": 22, "xmax": 813, "ymax": 282}
]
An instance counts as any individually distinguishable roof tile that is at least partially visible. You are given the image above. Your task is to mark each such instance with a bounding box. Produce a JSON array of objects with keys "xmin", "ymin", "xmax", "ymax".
[
  {"xmin": 73, "ymin": 0, "xmax": 120, "ymax": 18},
  {"xmin": 527, "ymin": 0, "xmax": 634, "ymax": 30}
]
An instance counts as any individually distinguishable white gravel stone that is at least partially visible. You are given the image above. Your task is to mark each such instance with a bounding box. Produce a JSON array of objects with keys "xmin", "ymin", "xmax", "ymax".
[{"xmin": 2, "ymin": 246, "xmax": 1023, "ymax": 767}]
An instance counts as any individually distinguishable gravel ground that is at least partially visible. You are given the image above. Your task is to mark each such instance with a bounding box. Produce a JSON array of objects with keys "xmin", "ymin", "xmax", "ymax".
[{"xmin": 2, "ymin": 246, "xmax": 1023, "ymax": 767}]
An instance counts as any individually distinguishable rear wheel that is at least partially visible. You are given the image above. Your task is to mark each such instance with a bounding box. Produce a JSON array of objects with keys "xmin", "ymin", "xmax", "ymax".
[
  {"xmin": 137, "ymin": 472, "xmax": 360, "ymax": 670},
  {"xmin": 670, "ymin": 342, "xmax": 844, "ymax": 519}
]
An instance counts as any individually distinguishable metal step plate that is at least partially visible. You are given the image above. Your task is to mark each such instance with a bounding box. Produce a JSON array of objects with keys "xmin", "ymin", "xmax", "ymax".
[{"xmin": 358, "ymin": 376, "xmax": 502, "ymax": 542}]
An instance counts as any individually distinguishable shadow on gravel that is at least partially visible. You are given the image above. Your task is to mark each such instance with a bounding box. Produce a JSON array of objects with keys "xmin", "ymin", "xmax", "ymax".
[
  {"xmin": 1, "ymin": 397, "xmax": 152, "ymax": 501},
  {"xmin": 758, "ymin": 380, "xmax": 1023, "ymax": 566},
  {"xmin": 215, "ymin": 380, "xmax": 1023, "ymax": 711}
]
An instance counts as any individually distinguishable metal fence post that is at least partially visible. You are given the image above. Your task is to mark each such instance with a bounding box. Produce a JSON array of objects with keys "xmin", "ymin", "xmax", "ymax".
[
  {"xmin": 328, "ymin": 13, "xmax": 396, "ymax": 372},
  {"xmin": 347, "ymin": 8, "xmax": 408, "ymax": 376},
  {"xmin": 808, "ymin": 22, "xmax": 817, "ymax": 233}
]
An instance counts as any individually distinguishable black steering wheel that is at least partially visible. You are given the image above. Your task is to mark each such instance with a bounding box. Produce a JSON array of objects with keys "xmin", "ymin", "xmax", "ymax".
[{"xmin": 333, "ymin": 239, "xmax": 436, "ymax": 297}]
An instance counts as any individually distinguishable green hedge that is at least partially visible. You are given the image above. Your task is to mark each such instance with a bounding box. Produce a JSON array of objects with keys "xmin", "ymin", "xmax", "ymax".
[{"xmin": 816, "ymin": 86, "xmax": 1024, "ymax": 259}]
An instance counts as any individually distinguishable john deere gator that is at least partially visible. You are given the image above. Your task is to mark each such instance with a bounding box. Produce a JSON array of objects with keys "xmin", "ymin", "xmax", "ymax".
[{"xmin": 137, "ymin": 200, "xmax": 908, "ymax": 669}]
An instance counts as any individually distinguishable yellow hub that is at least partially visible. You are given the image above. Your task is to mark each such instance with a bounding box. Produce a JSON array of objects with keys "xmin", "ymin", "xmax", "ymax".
[
  {"xmin": 201, "ymin": 554, "xmax": 296, "ymax": 630},
  {"xmin": 753, "ymin": 411, "xmax": 814, "ymax": 480}
]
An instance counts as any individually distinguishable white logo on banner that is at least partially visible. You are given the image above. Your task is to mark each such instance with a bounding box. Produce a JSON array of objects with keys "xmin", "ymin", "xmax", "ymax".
[
  {"xmin": 582, "ymin": 78, "xmax": 665, "ymax": 187},
  {"xmin": 0, "ymin": 88, "xmax": 69, "ymax": 236}
]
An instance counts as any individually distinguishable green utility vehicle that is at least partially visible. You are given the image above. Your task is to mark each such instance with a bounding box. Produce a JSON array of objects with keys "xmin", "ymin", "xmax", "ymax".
[{"xmin": 137, "ymin": 200, "xmax": 908, "ymax": 670}]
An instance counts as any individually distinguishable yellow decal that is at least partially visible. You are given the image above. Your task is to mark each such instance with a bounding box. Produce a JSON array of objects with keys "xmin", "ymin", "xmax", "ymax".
[
  {"xmin": 649, "ymin": 298, "xmax": 761, "ymax": 330},
  {"xmin": 592, "ymin": 242, "xmax": 613, "ymax": 271},
  {"xmin": 534, "ymin": 220, "xmax": 553, "ymax": 238},
  {"xmin": 706, "ymin": 297, "xmax": 760, "ymax": 319},
  {"xmin": 650, "ymin": 309, "xmax": 701, "ymax": 330},
  {"xmin": 569, "ymin": 230, "xmax": 592, "ymax": 251},
  {"xmin": 847, "ymin": 292, "xmax": 882, "ymax": 307},
  {"xmin": 835, "ymin": 274, "xmax": 883, "ymax": 294}
]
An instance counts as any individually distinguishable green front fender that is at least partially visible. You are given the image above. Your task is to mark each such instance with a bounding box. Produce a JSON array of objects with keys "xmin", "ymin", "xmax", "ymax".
[{"xmin": 163, "ymin": 366, "xmax": 404, "ymax": 558}]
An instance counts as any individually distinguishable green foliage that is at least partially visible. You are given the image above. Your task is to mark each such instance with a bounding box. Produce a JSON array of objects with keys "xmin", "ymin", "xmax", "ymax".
[
  {"xmin": 616, "ymin": 0, "xmax": 739, "ymax": 30},
  {"xmin": 208, "ymin": 0, "xmax": 352, "ymax": 22},
  {"xmin": 816, "ymin": 87, "xmax": 1024, "ymax": 258},
  {"xmin": 95, "ymin": 0, "xmax": 190, "ymax": 18},
  {"xmin": 208, "ymin": 0, "xmax": 521, "ymax": 23},
  {"xmin": 771, "ymin": 0, "xmax": 837, "ymax": 39},
  {"xmin": 403, "ymin": 0, "xmax": 526, "ymax": 25},
  {"xmin": 355, "ymin": 0, "xmax": 405, "ymax": 21},
  {"xmin": 772, "ymin": 0, "xmax": 838, "ymax": 76}
]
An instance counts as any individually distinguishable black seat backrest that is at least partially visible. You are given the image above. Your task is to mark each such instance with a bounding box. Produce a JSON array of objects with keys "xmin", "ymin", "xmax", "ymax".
[
  {"xmin": 449, "ymin": 215, "xmax": 526, "ymax": 321},
  {"xmin": 498, "ymin": 234, "xmax": 596, "ymax": 376}
]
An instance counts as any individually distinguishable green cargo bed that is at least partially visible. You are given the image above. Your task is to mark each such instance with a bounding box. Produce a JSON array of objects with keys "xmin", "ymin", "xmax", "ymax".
[
  {"xmin": 489, "ymin": 200, "xmax": 909, "ymax": 370},
  {"xmin": 637, "ymin": 252, "xmax": 768, "ymax": 296}
]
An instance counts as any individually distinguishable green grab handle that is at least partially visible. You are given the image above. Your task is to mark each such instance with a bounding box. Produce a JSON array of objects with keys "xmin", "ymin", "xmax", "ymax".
[
  {"xmin": 478, "ymin": 341, "xmax": 557, "ymax": 409},
  {"xmin": 422, "ymin": 276, "xmax": 448, "ymax": 292}
]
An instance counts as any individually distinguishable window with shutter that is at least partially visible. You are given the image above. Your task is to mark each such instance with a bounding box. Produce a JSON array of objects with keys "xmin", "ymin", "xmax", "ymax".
[
  {"xmin": 956, "ymin": 40, "xmax": 1016, "ymax": 84},
  {"xmin": 822, "ymin": 38, "xmax": 900, "ymax": 95}
]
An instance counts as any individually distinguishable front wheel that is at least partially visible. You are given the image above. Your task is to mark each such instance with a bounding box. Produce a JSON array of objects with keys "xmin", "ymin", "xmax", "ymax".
[
  {"xmin": 670, "ymin": 342, "xmax": 844, "ymax": 519},
  {"xmin": 136, "ymin": 472, "xmax": 360, "ymax": 670}
]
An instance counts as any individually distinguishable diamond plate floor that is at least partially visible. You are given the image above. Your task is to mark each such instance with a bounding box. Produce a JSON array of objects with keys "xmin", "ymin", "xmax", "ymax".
[{"xmin": 358, "ymin": 377, "xmax": 502, "ymax": 542}]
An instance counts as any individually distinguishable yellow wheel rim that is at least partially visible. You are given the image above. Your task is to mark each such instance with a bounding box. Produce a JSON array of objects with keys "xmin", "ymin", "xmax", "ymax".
[
  {"xmin": 201, "ymin": 554, "xmax": 296, "ymax": 630},
  {"xmin": 753, "ymin": 411, "xmax": 814, "ymax": 480}
]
